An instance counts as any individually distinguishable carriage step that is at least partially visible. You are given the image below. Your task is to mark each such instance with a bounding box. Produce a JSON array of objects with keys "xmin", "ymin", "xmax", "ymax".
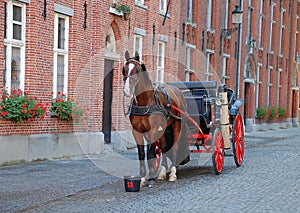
[{"xmin": 224, "ymin": 152, "xmax": 234, "ymax": 157}]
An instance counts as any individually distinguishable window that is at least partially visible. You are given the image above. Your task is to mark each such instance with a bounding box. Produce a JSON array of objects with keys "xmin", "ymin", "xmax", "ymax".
[
  {"xmin": 187, "ymin": 0, "xmax": 193, "ymax": 23},
  {"xmin": 157, "ymin": 41, "xmax": 165, "ymax": 83},
  {"xmin": 279, "ymin": 8, "xmax": 286, "ymax": 56},
  {"xmin": 160, "ymin": 0, "xmax": 167, "ymax": 13},
  {"xmin": 4, "ymin": 1, "xmax": 26, "ymax": 93},
  {"xmin": 205, "ymin": 50, "xmax": 214, "ymax": 81},
  {"xmin": 134, "ymin": 35, "xmax": 143, "ymax": 57},
  {"xmin": 258, "ymin": 0, "xmax": 265, "ymax": 49},
  {"xmin": 222, "ymin": 55, "xmax": 230, "ymax": 84},
  {"xmin": 53, "ymin": 13, "xmax": 69, "ymax": 98},
  {"xmin": 247, "ymin": 1, "xmax": 254, "ymax": 42},
  {"xmin": 135, "ymin": 0, "xmax": 144, "ymax": 5},
  {"xmin": 269, "ymin": 2, "xmax": 276, "ymax": 52},
  {"xmin": 255, "ymin": 64, "xmax": 262, "ymax": 109},
  {"xmin": 185, "ymin": 44, "xmax": 196, "ymax": 82},
  {"xmin": 207, "ymin": 0, "xmax": 213, "ymax": 30}
]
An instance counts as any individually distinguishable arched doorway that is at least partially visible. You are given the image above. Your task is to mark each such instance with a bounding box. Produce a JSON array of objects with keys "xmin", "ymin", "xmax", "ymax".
[{"xmin": 102, "ymin": 26, "xmax": 119, "ymax": 143}]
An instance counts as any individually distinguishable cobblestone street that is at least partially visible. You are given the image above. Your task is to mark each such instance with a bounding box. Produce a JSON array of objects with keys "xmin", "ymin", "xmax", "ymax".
[{"xmin": 1, "ymin": 127, "xmax": 300, "ymax": 212}]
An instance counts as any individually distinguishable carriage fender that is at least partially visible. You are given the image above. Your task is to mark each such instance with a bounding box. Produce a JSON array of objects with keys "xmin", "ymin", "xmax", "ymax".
[{"xmin": 229, "ymin": 99, "xmax": 243, "ymax": 116}]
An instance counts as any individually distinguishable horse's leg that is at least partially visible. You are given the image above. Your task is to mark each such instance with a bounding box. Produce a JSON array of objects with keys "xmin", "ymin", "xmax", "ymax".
[
  {"xmin": 132, "ymin": 130, "xmax": 147, "ymax": 187},
  {"xmin": 158, "ymin": 135, "xmax": 168, "ymax": 180},
  {"xmin": 146, "ymin": 142, "xmax": 156, "ymax": 187},
  {"xmin": 169, "ymin": 121, "xmax": 182, "ymax": 182}
]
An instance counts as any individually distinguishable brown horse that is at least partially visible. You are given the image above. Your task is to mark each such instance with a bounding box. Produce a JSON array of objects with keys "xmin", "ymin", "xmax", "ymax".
[{"xmin": 122, "ymin": 51, "xmax": 188, "ymax": 186}]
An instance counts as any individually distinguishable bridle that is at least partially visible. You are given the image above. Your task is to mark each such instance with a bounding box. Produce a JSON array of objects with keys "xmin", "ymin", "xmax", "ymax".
[
  {"xmin": 122, "ymin": 58, "xmax": 143, "ymax": 115},
  {"xmin": 123, "ymin": 58, "xmax": 143, "ymax": 98}
]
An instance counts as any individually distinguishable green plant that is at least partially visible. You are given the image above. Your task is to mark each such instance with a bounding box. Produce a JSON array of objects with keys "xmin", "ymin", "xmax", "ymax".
[
  {"xmin": 277, "ymin": 106, "xmax": 287, "ymax": 120},
  {"xmin": 114, "ymin": 4, "xmax": 131, "ymax": 13},
  {"xmin": 0, "ymin": 89, "xmax": 47, "ymax": 123},
  {"xmin": 256, "ymin": 107, "xmax": 267, "ymax": 120},
  {"xmin": 266, "ymin": 107, "xmax": 276, "ymax": 121},
  {"xmin": 51, "ymin": 92, "xmax": 87, "ymax": 123}
]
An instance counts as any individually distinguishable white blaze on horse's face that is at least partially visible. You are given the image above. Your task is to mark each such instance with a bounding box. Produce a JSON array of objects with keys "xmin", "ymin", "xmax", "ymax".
[{"xmin": 123, "ymin": 63, "xmax": 135, "ymax": 97}]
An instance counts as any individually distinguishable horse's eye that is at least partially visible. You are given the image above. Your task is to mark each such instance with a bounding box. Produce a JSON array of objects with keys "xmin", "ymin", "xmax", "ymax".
[{"xmin": 122, "ymin": 67, "xmax": 126, "ymax": 76}]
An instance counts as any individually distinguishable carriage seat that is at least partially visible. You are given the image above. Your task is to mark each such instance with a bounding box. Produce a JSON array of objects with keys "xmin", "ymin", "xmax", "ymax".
[
  {"xmin": 167, "ymin": 81, "xmax": 217, "ymax": 131},
  {"xmin": 227, "ymin": 88, "xmax": 235, "ymax": 109}
]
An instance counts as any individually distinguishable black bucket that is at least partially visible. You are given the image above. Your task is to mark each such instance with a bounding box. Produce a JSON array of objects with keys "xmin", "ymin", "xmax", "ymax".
[{"xmin": 124, "ymin": 175, "xmax": 141, "ymax": 192}]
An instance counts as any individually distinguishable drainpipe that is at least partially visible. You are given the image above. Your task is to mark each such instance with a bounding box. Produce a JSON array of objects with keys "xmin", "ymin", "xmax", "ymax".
[{"xmin": 236, "ymin": 0, "xmax": 243, "ymax": 99}]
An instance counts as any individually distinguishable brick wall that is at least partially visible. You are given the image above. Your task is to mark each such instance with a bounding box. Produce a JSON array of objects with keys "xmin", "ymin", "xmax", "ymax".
[{"xmin": 1, "ymin": 0, "xmax": 299, "ymax": 136}]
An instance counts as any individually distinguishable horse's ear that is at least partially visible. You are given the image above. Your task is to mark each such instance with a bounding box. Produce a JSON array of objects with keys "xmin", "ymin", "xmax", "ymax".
[
  {"xmin": 135, "ymin": 51, "xmax": 140, "ymax": 61},
  {"xmin": 125, "ymin": 50, "xmax": 130, "ymax": 61},
  {"xmin": 141, "ymin": 63, "xmax": 146, "ymax": 72}
]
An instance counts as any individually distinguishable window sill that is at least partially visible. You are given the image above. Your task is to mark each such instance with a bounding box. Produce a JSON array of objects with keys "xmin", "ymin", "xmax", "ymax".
[
  {"xmin": 186, "ymin": 21, "xmax": 197, "ymax": 28},
  {"xmin": 135, "ymin": 3, "xmax": 148, "ymax": 10},
  {"xmin": 109, "ymin": 7, "xmax": 123, "ymax": 16},
  {"xmin": 159, "ymin": 11, "xmax": 170, "ymax": 18}
]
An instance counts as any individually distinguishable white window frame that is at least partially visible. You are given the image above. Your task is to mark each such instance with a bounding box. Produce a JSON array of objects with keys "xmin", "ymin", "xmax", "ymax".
[
  {"xmin": 205, "ymin": 50, "xmax": 214, "ymax": 81},
  {"xmin": 258, "ymin": 0, "xmax": 264, "ymax": 49},
  {"xmin": 255, "ymin": 64, "xmax": 262, "ymax": 110},
  {"xmin": 4, "ymin": 1, "xmax": 26, "ymax": 94},
  {"xmin": 134, "ymin": 35, "xmax": 143, "ymax": 59},
  {"xmin": 207, "ymin": 0, "xmax": 213, "ymax": 30},
  {"xmin": 185, "ymin": 44, "xmax": 196, "ymax": 82},
  {"xmin": 222, "ymin": 54, "xmax": 230, "ymax": 84},
  {"xmin": 157, "ymin": 41, "xmax": 165, "ymax": 83},
  {"xmin": 269, "ymin": 2, "xmax": 276, "ymax": 52},
  {"xmin": 53, "ymin": 13, "xmax": 69, "ymax": 98},
  {"xmin": 247, "ymin": 1, "xmax": 254, "ymax": 42},
  {"xmin": 279, "ymin": 8, "xmax": 286, "ymax": 56}
]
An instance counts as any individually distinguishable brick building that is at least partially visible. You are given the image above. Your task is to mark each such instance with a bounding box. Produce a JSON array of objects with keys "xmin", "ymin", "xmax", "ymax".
[
  {"xmin": 187, "ymin": 0, "xmax": 300, "ymax": 131},
  {"xmin": 0, "ymin": 0, "xmax": 299, "ymax": 164}
]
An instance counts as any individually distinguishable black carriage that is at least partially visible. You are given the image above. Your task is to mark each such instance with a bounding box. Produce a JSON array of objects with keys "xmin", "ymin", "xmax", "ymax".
[{"xmin": 162, "ymin": 81, "xmax": 245, "ymax": 174}]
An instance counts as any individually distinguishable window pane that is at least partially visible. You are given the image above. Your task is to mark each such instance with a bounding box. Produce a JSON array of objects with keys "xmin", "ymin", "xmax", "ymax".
[
  {"xmin": 58, "ymin": 18, "xmax": 65, "ymax": 49},
  {"xmin": 5, "ymin": 3, "xmax": 7, "ymax": 39},
  {"xmin": 13, "ymin": 5, "xmax": 22, "ymax": 22},
  {"xmin": 135, "ymin": 37, "xmax": 140, "ymax": 53},
  {"xmin": 160, "ymin": 0, "xmax": 165, "ymax": 11},
  {"xmin": 57, "ymin": 55, "xmax": 65, "ymax": 93},
  {"xmin": 11, "ymin": 47, "xmax": 21, "ymax": 92},
  {"xmin": 158, "ymin": 43, "xmax": 163, "ymax": 67},
  {"xmin": 13, "ymin": 24, "xmax": 22, "ymax": 40}
]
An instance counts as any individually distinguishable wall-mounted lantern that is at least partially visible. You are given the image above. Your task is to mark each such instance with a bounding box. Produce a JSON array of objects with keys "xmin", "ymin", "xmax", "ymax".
[{"xmin": 220, "ymin": 5, "xmax": 243, "ymax": 38}]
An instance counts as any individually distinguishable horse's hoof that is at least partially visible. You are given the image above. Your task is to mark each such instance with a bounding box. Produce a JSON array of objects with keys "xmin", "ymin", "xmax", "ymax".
[
  {"xmin": 140, "ymin": 178, "xmax": 147, "ymax": 187},
  {"xmin": 169, "ymin": 175, "xmax": 177, "ymax": 182},
  {"xmin": 147, "ymin": 179, "xmax": 155, "ymax": 188},
  {"xmin": 157, "ymin": 173, "xmax": 167, "ymax": 180}
]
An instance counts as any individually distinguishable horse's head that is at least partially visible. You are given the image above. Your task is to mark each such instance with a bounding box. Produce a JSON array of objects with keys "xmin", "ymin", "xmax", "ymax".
[{"xmin": 122, "ymin": 50, "xmax": 145, "ymax": 97}]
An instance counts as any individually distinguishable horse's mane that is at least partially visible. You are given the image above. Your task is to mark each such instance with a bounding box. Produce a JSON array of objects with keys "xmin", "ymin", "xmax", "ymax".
[{"xmin": 140, "ymin": 63, "xmax": 152, "ymax": 85}]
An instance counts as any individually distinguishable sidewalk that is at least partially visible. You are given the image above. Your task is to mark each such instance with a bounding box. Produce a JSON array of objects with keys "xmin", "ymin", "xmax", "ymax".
[
  {"xmin": 0, "ymin": 126, "xmax": 299, "ymax": 212},
  {"xmin": 245, "ymin": 126, "xmax": 300, "ymax": 141}
]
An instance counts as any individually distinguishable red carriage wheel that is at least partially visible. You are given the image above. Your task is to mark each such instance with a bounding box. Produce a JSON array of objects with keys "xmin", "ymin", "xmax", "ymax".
[
  {"xmin": 212, "ymin": 128, "xmax": 224, "ymax": 175},
  {"xmin": 232, "ymin": 113, "xmax": 244, "ymax": 167}
]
